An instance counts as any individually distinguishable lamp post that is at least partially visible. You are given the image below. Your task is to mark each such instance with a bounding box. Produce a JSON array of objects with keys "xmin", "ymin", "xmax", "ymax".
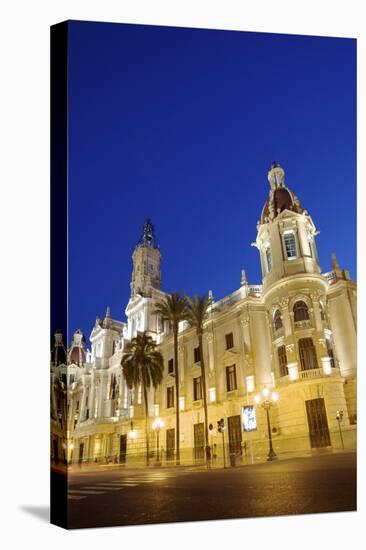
[
  {"xmin": 152, "ymin": 418, "xmax": 164, "ymax": 465},
  {"xmin": 336, "ymin": 410, "xmax": 344, "ymax": 450},
  {"xmin": 254, "ymin": 388, "xmax": 279, "ymax": 461}
]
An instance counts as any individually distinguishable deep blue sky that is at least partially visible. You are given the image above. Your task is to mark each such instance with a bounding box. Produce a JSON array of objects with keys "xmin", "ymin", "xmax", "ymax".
[{"xmin": 67, "ymin": 21, "xmax": 356, "ymax": 346}]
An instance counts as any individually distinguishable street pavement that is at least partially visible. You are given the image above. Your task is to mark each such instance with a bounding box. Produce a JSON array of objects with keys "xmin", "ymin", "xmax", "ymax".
[{"xmin": 58, "ymin": 451, "xmax": 356, "ymax": 529}]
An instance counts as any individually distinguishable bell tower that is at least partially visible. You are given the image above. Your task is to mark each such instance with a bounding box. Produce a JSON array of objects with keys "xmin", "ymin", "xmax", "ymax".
[
  {"xmin": 130, "ymin": 219, "xmax": 162, "ymax": 298},
  {"xmin": 254, "ymin": 163, "xmax": 321, "ymax": 289}
]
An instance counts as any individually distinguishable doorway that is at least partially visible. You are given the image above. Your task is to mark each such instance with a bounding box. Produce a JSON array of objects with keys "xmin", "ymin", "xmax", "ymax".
[
  {"xmin": 228, "ymin": 415, "xmax": 242, "ymax": 454},
  {"xmin": 194, "ymin": 422, "xmax": 205, "ymax": 460},
  {"xmin": 78, "ymin": 442, "xmax": 84, "ymax": 464},
  {"xmin": 53, "ymin": 439, "xmax": 59, "ymax": 463},
  {"xmin": 166, "ymin": 428, "xmax": 175, "ymax": 460},
  {"xmin": 305, "ymin": 398, "xmax": 331, "ymax": 448},
  {"xmin": 119, "ymin": 434, "xmax": 127, "ymax": 463}
]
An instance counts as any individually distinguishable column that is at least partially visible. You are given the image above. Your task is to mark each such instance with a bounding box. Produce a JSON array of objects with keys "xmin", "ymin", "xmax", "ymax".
[
  {"xmin": 280, "ymin": 297, "xmax": 299, "ymax": 380},
  {"xmin": 178, "ymin": 342, "xmax": 185, "ymax": 385},
  {"xmin": 240, "ymin": 311, "xmax": 255, "ymax": 393},
  {"xmin": 206, "ymin": 333, "xmax": 214, "ymax": 372},
  {"xmin": 310, "ymin": 291, "xmax": 329, "ymax": 373}
]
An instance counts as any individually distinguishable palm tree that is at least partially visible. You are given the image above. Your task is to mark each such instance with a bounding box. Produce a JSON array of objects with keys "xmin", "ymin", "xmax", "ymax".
[
  {"xmin": 186, "ymin": 294, "xmax": 212, "ymax": 458},
  {"xmin": 121, "ymin": 332, "xmax": 164, "ymax": 465},
  {"xmin": 154, "ymin": 292, "xmax": 188, "ymax": 465}
]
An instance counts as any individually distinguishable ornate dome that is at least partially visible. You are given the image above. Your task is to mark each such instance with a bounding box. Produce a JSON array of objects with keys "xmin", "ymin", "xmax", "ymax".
[
  {"xmin": 260, "ymin": 187, "xmax": 304, "ymax": 224},
  {"xmin": 260, "ymin": 163, "xmax": 305, "ymax": 224},
  {"xmin": 68, "ymin": 329, "xmax": 86, "ymax": 366},
  {"xmin": 51, "ymin": 330, "xmax": 67, "ymax": 366},
  {"xmin": 69, "ymin": 346, "xmax": 86, "ymax": 365}
]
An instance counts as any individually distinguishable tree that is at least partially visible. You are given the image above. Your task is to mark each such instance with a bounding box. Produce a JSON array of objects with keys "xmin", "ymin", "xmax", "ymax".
[
  {"xmin": 186, "ymin": 294, "xmax": 212, "ymax": 457},
  {"xmin": 121, "ymin": 332, "xmax": 164, "ymax": 465},
  {"xmin": 153, "ymin": 292, "xmax": 188, "ymax": 465}
]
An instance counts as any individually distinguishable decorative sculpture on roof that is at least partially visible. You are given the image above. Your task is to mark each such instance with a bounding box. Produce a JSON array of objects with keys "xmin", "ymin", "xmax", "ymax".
[
  {"xmin": 268, "ymin": 161, "xmax": 285, "ymax": 190},
  {"xmin": 139, "ymin": 218, "xmax": 158, "ymax": 247}
]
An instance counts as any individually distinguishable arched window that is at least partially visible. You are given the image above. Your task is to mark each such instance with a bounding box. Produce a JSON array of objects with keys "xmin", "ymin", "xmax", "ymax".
[
  {"xmin": 298, "ymin": 338, "xmax": 318, "ymax": 371},
  {"xmin": 273, "ymin": 310, "xmax": 282, "ymax": 331},
  {"xmin": 293, "ymin": 300, "xmax": 309, "ymax": 322}
]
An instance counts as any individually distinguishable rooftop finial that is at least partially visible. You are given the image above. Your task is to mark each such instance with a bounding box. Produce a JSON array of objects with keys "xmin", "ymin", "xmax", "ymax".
[
  {"xmin": 331, "ymin": 253, "xmax": 340, "ymax": 270},
  {"xmin": 241, "ymin": 269, "xmax": 247, "ymax": 286},
  {"xmin": 103, "ymin": 306, "xmax": 111, "ymax": 328}
]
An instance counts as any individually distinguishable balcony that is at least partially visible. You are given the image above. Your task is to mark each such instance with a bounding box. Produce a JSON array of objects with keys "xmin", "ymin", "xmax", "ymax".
[
  {"xmin": 273, "ymin": 326, "xmax": 284, "ymax": 339},
  {"xmin": 324, "ymin": 271, "xmax": 338, "ymax": 285},
  {"xmin": 299, "ymin": 368, "xmax": 323, "ymax": 380},
  {"xmin": 294, "ymin": 319, "xmax": 312, "ymax": 330},
  {"xmin": 247, "ymin": 285, "xmax": 262, "ymax": 298}
]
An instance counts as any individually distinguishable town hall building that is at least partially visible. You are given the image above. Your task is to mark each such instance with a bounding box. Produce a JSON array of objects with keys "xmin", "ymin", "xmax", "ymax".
[{"xmin": 51, "ymin": 163, "xmax": 357, "ymax": 466}]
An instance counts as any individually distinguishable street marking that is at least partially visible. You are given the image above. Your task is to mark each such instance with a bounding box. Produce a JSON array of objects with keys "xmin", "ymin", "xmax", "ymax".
[
  {"xmin": 99, "ymin": 482, "xmax": 139, "ymax": 487},
  {"xmin": 68, "ymin": 495, "xmax": 86, "ymax": 500},
  {"xmin": 68, "ymin": 489, "xmax": 106, "ymax": 495},
  {"xmin": 91, "ymin": 490, "xmax": 124, "ymax": 491}
]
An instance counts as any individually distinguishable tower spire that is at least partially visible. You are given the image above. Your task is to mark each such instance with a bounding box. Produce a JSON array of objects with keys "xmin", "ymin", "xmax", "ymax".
[
  {"xmin": 103, "ymin": 306, "xmax": 111, "ymax": 329},
  {"xmin": 139, "ymin": 218, "xmax": 158, "ymax": 248},
  {"xmin": 131, "ymin": 220, "xmax": 162, "ymax": 298},
  {"xmin": 332, "ymin": 253, "xmax": 340, "ymax": 270}
]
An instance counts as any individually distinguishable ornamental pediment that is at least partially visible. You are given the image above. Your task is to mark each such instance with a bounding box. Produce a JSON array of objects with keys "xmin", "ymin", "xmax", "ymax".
[{"xmin": 222, "ymin": 348, "xmax": 241, "ymax": 364}]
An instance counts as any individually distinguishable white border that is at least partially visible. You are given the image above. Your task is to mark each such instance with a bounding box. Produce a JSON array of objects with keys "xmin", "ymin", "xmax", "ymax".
[{"xmin": 1, "ymin": 1, "xmax": 364, "ymax": 548}]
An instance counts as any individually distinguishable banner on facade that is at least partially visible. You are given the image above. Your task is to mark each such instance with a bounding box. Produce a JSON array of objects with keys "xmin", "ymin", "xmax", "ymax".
[{"xmin": 242, "ymin": 405, "xmax": 257, "ymax": 432}]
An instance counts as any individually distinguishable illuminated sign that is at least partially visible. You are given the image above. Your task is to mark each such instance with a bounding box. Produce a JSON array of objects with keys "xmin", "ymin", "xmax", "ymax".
[{"xmin": 242, "ymin": 405, "xmax": 257, "ymax": 432}]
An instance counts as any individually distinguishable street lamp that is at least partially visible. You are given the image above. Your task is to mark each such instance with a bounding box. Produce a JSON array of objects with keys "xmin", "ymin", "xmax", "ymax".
[
  {"xmin": 152, "ymin": 418, "xmax": 164, "ymax": 465},
  {"xmin": 254, "ymin": 388, "xmax": 279, "ymax": 461},
  {"xmin": 336, "ymin": 410, "xmax": 344, "ymax": 450}
]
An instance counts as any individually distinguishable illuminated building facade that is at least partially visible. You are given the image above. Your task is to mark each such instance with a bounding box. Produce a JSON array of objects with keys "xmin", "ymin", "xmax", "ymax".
[{"xmin": 51, "ymin": 163, "xmax": 357, "ymax": 465}]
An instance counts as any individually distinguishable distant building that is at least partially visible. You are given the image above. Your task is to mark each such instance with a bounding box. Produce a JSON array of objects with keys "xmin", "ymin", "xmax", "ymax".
[{"xmin": 51, "ymin": 164, "xmax": 357, "ymax": 465}]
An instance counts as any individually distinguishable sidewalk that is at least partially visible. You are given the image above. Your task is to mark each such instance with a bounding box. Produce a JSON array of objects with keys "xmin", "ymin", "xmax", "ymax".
[{"xmin": 54, "ymin": 447, "xmax": 355, "ymax": 474}]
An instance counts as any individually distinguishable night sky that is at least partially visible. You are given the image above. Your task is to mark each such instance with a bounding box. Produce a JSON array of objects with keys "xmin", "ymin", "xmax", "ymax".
[{"xmin": 67, "ymin": 21, "xmax": 356, "ymax": 345}]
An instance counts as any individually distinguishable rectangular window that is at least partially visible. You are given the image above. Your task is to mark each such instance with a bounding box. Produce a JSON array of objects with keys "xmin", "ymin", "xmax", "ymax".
[
  {"xmin": 168, "ymin": 358, "xmax": 174, "ymax": 374},
  {"xmin": 226, "ymin": 364, "xmax": 237, "ymax": 392},
  {"xmin": 194, "ymin": 346, "xmax": 201, "ymax": 363},
  {"xmin": 154, "ymin": 404, "xmax": 159, "ymax": 417},
  {"xmin": 137, "ymin": 384, "xmax": 142, "ymax": 404},
  {"xmin": 179, "ymin": 397, "xmax": 185, "ymax": 411},
  {"xmin": 208, "ymin": 387, "xmax": 216, "ymax": 402},
  {"xmin": 193, "ymin": 376, "xmax": 202, "ymax": 401},
  {"xmin": 284, "ymin": 231, "xmax": 297, "ymax": 259},
  {"xmin": 299, "ymin": 338, "xmax": 319, "ymax": 371},
  {"xmin": 326, "ymin": 339, "xmax": 336, "ymax": 369},
  {"xmin": 278, "ymin": 345, "xmax": 288, "ymax": 377},
  {"xmin": 225, "ymin": 332, "xmax": 234, "ymax": 350},
  {"xmin": 167, "ymin": 386, "xmax": 174, "ymax": 408}
]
